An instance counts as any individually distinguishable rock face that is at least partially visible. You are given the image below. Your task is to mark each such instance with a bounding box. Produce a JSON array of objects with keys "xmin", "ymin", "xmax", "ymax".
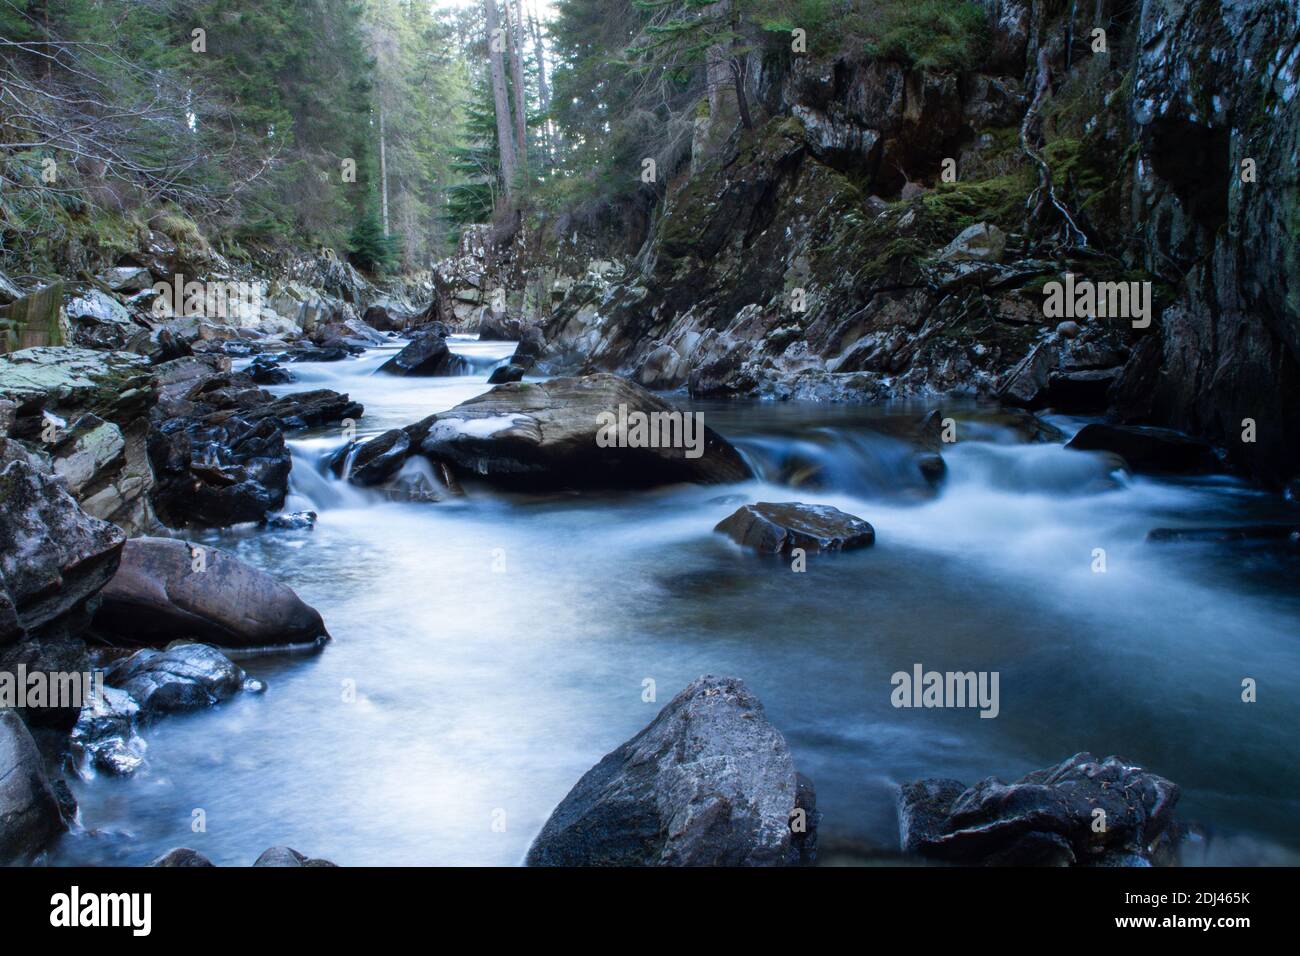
[
  {"xmin": 92, "ymin": 537, "xmax": 327, "ymax": 650},
  {"xmin": 386, "ymin": 374, "xmax": 753, "ymax": 490},
  {"xmin": 0, "ymin": 710, "xmax": 66, "ymax": 863},
  {"xmin": 715, "ymin": 502, "xmax": 876, "ymax": 554},
  {"xmin": 899, "ymin": 753, "xmax": 1180, "ymax": 866},
  {"xmin": 0, "ymin": 347, "xmax": 160, "ymax": 534},
  {"xmin": 1065, "ymin": 423, "xmax": 1219, "ymax": 475},
  {"xmin": 526, "ymin": 675, "xmax": 815, "ymax": 866},
  {"xmin": 0, "ymin": 448, "xmax": 125, "ymax": 645}
]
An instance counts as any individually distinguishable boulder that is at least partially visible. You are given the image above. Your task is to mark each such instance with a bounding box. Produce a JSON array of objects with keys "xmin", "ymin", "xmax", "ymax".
[
  {"xmin": 92, "ymin": 537, "xmax": 327, "ymax": 650},
  {"xmin": 150, "ymin": 847, "xmax": 215, "ymax": 867},
  {"xmin": 0, "ymin": 709, "xmax": 66, "ymax": 863},
  {"xmin": 147, "ymin": 369, "xmax": 359, "ymax": 528},
  {"xmin": 1065, "ymin": 423, "xmax": 1219, "ymax": 475},
  {"xmin": 525, "ymin": 675, "xmax": 815, "ymax": 866},
  {"xmin": 715, "ymin": 502, "xmax": 875, "ymax": 554},
  {"xmin": 938, "ymin": 222, "xmax": 1007, "ymax": 262},
  {"xmin": 898, "ymin": 753, "xmax": 1180, "ymax": 866},
  {"xmin": 0, "ymin": 451, "xmax": 125, "ymax": 645},
  {"xmin": 487, "ymin": 363, "xmax": 525, "ymax": 384},
  {"xmin": 398, "ymin": 373, "xmax": 752, "ymax": 490},
  {"xmin": 253, "ymin": 845, "xmax": 338, "ymax": 867},
  {"xmin": 104, "ymin": 642, "xmax": 251, "ymax": 717},
  {"xmin": 378, "ymin": 327, "xmax": 466, "ymax": 376},
  {"xmin": 96, "ymin": 266, "xmax": 154, "ymax": 293},
  {"xmin": 329, "ymin": 429, "xmax": 410, "ymax": 486},
  {"xmin": 246, "ymin": 356, "xmax": 294, "ymax": 385}
]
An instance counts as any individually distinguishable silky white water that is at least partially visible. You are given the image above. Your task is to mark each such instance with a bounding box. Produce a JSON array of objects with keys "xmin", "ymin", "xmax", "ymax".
[{"xmin": 53, "ymin": 338, "xmax": 1300, "ymax": 866}]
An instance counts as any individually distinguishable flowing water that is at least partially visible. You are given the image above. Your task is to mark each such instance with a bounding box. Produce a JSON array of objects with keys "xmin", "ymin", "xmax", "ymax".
[{"xmin": 52, "ymin": 337, "xmax": 1300, "ymax": 866}]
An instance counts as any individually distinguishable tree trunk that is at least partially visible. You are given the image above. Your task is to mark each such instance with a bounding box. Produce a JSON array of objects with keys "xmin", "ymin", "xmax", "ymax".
[
  {"xmin": 484, "ymin": 0, "xmax": 518, "ymax": 202},
  {"xmin": 528, "ymin": 2, "xmax": 553, "ymax": 163},
  {"xmin": 507, "ymin": 0, "xmax": 529, "ymax": 174},
  {"xmin": 378, "ymin": 104, "xmax": 390, "ymax": 235}
]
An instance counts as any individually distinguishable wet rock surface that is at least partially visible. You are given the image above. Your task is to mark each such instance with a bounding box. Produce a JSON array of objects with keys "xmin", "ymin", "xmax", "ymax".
[
  {"xmin": 526, "ymin": 675, "xmax": 815, "ymax": 866},
  {"xmin": 398, "ymin": 373, "xmax": 753, "ymax": 490},
  {"xmin": 899, "ymin": 753, "xmax": 1180, "ymax": 866},
  {"xmin": 92, "ymin": 537, "xmax": 327, "ymax": 650},
  {"xmin": 104, "ymin": 643, "xmax": 251, "ymax": 718},
  {"xmin": 715, "ymin": 502, "xmax": 876, "ymax": 554}
]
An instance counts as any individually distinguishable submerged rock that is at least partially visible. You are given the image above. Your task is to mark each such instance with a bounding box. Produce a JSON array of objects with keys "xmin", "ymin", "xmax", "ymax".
[
  {"xmin": 1065, "ymin": 424, "xmax": 1219, "ymax": 475},
  {"xmin": 0, "ymin": 709, "xmax": 66, "ymax": 863},
  {"xmin": 92, "ymin": 537, "xmax": 327, "ymax": 650},
  {"xmin": 898, "ymin": 753, "xmax": 1180, "ymax": 866},
  {"xmin": 526, "ymin": 675, "xmax": 815, "ymax": 866},
  {"xmin": 400, "ymin": 373, "xmax": 752, "ymax": 490},
  {"xmin": 715, "ymin": 502, "xmax": 875, "ymax": 554}
]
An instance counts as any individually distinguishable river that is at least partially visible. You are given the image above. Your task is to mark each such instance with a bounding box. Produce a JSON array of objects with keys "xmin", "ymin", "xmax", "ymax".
[{"xmin": 51, "ymin": 336, "xmax": 1300, "ymax": 866}]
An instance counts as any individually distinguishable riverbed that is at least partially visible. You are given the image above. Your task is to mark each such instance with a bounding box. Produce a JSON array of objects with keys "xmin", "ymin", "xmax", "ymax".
[{"xmin": 52, "ymin": 337, "xmax": 1300, "ymax": 866}]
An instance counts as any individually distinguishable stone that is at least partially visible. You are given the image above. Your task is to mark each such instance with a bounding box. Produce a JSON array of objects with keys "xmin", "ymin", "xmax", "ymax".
[
  {"xmin": 1065, "ymin": 423, "xmax": 1219, "ymax": 475},
  {"xmin": 0, "ymin": 452, "xmax": 125, "ymax": 645},
  {"xmin": 93, "ymin": 537, "xmax": 327, "ymax": 650},
  {"xmin": 151, "ymin": 847, "xmax": 215, "ymax": 867},
  {"xmin": 0, "ymin": 709, "xmax": 66, "ymax": 863},
  {"xmin": 71, "ymin": 684, "xmax": 145, "ymax": 776},
  {"xmin": 253, "ymin": 845, "xmax": 338, "ymax": 867},
  {"xmin": 898, "ymin": 752, "xmax": 1180, "ymax": 866},
  {"xmin": 400, "ymin": 373, "xmax": 753, "ymax": 490},
  {"xmin": 104, "ymin": 643, "xmax": 248, "ymax": 717},
  {"xmin": 377, "ymin": 327, "xmax": 466, "ymax": 376},
  {"xmin": 714, "ymin": 502, "xmax": 875, "ymax": 554},
  {"xmin": 938, "ymin": 222, "xmax": 1007, "ymax": 262},
  {"xmin": 487, "ymin": 363, "xmax": 525, "ymax": 384},
  {"xmin": 526, "ymin": 675, "xmax": 814, "ymax": 866}
]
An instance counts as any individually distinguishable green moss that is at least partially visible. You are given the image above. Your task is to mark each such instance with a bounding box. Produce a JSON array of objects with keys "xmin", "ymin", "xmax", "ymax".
[{"xmin": 861, "ymin": 0, "xmax": 989, "ymax": 72}]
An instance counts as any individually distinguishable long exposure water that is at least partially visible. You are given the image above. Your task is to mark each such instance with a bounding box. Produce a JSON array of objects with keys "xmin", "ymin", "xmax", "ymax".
[{"xmin": 51, "ymin": 336, "xmax": 1300, "ymax": 866}]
